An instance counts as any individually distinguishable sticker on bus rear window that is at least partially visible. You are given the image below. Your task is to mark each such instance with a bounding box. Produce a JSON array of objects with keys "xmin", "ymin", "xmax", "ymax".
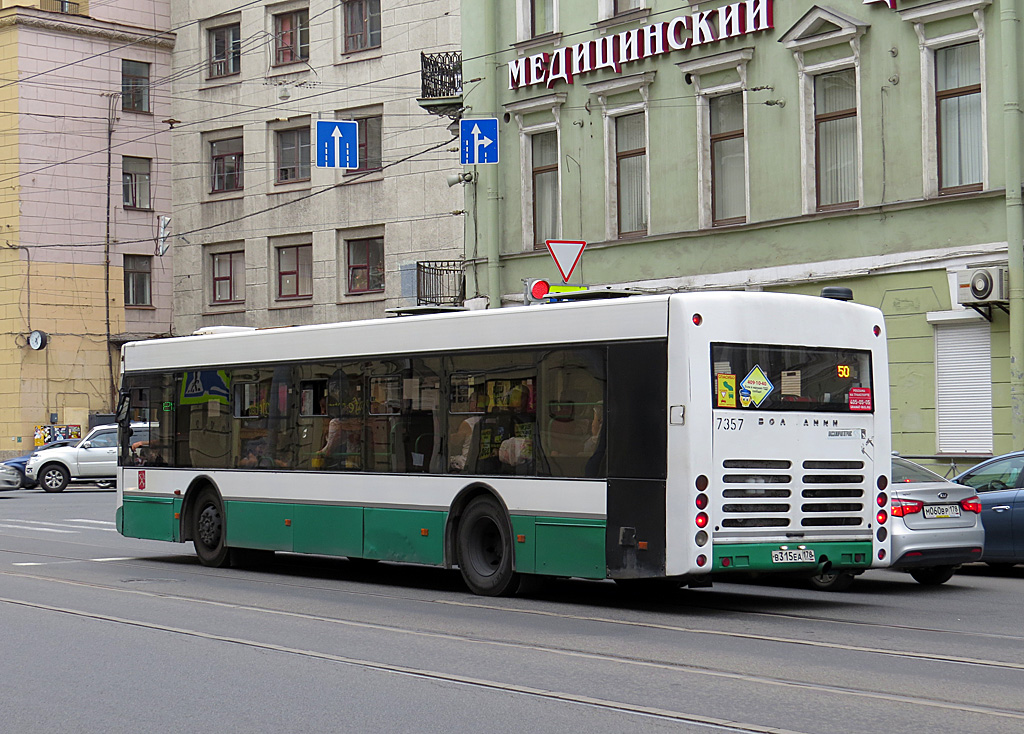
[
  {"xmin": 716, "ymin": 374, "xmax": 736, "ymax": 408},
  {"xmin": 849, "ymin": 387, "xmax": 872, "ymax": 411},
  {"xmin": 740, "ymin": 366, "xmax": 774, "ymax": 408}
]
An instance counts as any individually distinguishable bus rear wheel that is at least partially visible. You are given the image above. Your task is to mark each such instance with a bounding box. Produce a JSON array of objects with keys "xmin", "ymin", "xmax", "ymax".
[
  {"xmin": 457, "ymin": 496, "xmax": 517, "ymax": 596},
  {"xmin": 192, "ymin": 488, "xmax": 230, "ymax": 568}
]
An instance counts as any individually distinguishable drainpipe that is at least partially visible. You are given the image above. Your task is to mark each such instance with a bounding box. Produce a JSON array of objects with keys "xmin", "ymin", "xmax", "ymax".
[
  {"xmin": 473, "ymin": 0, "xmax": 501, "ymax": 308},
  {"xmin": 1003, "ymin": 0, "xmax": 1024, "ymax": 449},
  {"xmin": 105, "ymin": 93, "xmax": 119, "ymax": 410}
]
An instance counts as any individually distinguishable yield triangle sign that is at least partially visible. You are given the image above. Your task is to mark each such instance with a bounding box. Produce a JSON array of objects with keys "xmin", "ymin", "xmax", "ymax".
[{"xmin": 545, "ymin": 240, "xmax": 587, "ymax": 282}]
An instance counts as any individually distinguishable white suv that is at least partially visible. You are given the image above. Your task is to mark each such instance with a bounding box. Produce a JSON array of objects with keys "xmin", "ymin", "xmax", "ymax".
[{"xmin": 26, "ymin": 423, "xmax": 150, "ymax": 493}]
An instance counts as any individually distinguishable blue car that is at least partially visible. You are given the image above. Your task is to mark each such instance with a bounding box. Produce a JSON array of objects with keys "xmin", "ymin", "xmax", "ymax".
[
  {"xmin": 2, "ymin": 439, "xmax": 80, "ymax": 489},
  {"xmin": 954, "ymin": 453, "xmax": 1024, "ymax": 567}
]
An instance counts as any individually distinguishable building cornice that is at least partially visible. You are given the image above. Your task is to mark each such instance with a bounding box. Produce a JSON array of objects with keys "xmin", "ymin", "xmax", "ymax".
[{"xmin": 0, "ymin": 9, "xmax": 175, "ymax": 49}]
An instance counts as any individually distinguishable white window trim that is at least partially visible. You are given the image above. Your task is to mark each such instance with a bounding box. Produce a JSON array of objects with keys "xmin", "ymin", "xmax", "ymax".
[
  {"xmin": 516, "ymin": 0, "xmax": 560, "ymax": 43},
  {"xmin": 899, "ymin": 0, "xmax": 991, "ymax": 198},
  {"xmin": 585, "ymin": 72, "xmax": 654, "ymax": 241},
  {"xmin": 505, "ymin": 93, "xmax": 567, "ymax": 252},
  {"xmin": 678, "ymin": 49, "xmax": 753, "ymax": 229},
  {"xmin": 596, "ymin": 0, "xmax": 645, "ymax": 22},
  {"xmin": 782, "ymin": 8, "xmax": 867, "ymax": 214}
]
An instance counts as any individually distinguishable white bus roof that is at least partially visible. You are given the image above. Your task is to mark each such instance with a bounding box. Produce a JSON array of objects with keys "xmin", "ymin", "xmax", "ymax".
[{"xmin": 121, "ymin": 292, "xmax": 880, "ymax": 373}]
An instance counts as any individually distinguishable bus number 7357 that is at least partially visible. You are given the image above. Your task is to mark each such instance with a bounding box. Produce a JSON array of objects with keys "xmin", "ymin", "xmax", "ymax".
[{"xmin": 716, "ymin": 417, "xmax": 744, "ymax": 431}]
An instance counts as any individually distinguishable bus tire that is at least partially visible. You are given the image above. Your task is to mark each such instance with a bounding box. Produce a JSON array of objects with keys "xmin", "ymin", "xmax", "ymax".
[
  {"xmin": 192, "ymin": 488, "xmax": 230, "ymax": 568},
  {"xmin": 808, "ymin": 570, "xmax": 855, "ymax": 592},
  {"xmin": 457, "ymin": 496, "xmax": 518, "ymax": 596},
  {"xmin": 39, "ymin": 464, "xmax": 70, "ymax": 493}
]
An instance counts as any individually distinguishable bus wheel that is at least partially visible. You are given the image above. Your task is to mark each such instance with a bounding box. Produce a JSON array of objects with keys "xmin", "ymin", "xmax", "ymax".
[
  {"xmin": 457, "ymin": 496, "xmax": 517, "ymax": 596},
  {"xmin": 192, "ymin": 488, "xmax": 230, "ymax": 568},
  {"xmin": 808, "ymin": 570, "xmax": 855, "ymax": 592}
]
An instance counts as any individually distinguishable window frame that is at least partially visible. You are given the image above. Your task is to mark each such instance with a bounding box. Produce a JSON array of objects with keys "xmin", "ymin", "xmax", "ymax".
[
  {"xmin": 121, "ymin": 60, "xmax": 150, "ymax": 113},
  {"xmin": 346, "ymin": 237, "xmax": 385, "ymax": 294},
  {"xmin": 209, "ymin": 24, "xmax": 241, "ymax": 78},
  {"xmin": 273, "ymin": 9, "xmax": 310, "ymax": 66},
  {"xmin": 615, "ymin": 111, "xmax": 648, "ymax": 238},
  {"xmin": 210, "ymin": 137, "xmax": 244, "ymax": 193},
  {"xmin": 813, "ymin": 68, "xmax": 859, "ymax": 212},
  {"xmin": 276, "ymin": 127, "xmax": 311, "ymax": 184},
  {"xmin": 709, "ymin": 92, "xmax": 746, "ymax": 226},
  {"xmin": 122, "ymin": 156, "xmax": 152, "ymax": 210},
  {"xmin": 276, "ymin": 243, "xmax": 313, "ymax": 300},
  {"xmin": 211, "ymin": 250, "xmax": 245, "ymax": 304},
  {"xmin": 353, "ymin": 115, "xmax": 382, "ymax": 172},
  {"xmin": 343, "ymin": 0, "xmax": 381, "ymax": 53},
  {"xmin": 935, "ymin": 42, "xmax": 984, "ymax": 195},
  {"xmin": 124, "ymin": 254, "xmax": 153, "ymax": 307},
  {"xmin": 531, "ymin": 130, "xmax": 559, "ymax": 249}
]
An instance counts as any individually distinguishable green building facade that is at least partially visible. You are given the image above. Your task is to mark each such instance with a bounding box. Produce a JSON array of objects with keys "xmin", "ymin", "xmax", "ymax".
[{"xmin": 450, "ymin": 0, "xmax": 1024, "ymax": 469}]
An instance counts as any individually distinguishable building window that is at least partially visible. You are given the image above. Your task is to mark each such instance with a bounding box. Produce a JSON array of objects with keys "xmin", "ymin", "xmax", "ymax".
[
  {"xmin": 355, "ymin": 115, "xmax": 382, "ymax": 171},
  {"xmin": 937, "ymin": 42, "xmax": 983, "ymax": 194},
  {"xmin": 347, "ymin": 238, "xmax": 384, "ymax": 293},
  {"xmin": 124, "ymin": 255, "xmax": 152, "ymax": 306},
  {"xmin": 276, "ymin": 127, "xmax": 311, "ymax": 182},
  {"xmin": 274, "ymin": 10, "xmax": 309, "ymax": 65},
  {"xmin": 532, "ymin": 0, "xmax": 554, "ymax": 36},
  {"xmin": 710, "ymin": 93, "xmax": 745, "ymax": 225},
  {"xmin": 532, "ymin": 131, "xmax": 558, "ymax": 247},
  {"xmin": 277, "ymin": 244, "xmax": 312, "ymax": 299},
  {"xmin": 616, "ymin": 112, "xmax": 647, "ymax": 237},
  {"xmin": 211, "ymin": 137, "xmax": 243, "ymax": 193},
  {"xmin": 122, "ymin": 60, "xmax": 150, "ymax": 112},
  {"xmin": 122, "ymin": 157, "xmax": 152, "ymax": 209},
  {"xmin": 344, "ymin": 0, "xmax": 381, "ymax": 53},
  {"xmin": 935, "ymin": 321, "xmax": 992, "ymax": 453},
  {"xmin": 814, "ymin": 69, "xmax": 858, "ymax": 210},
  {"xmin": 210, "ymin": 24, "xmax": 241, "ymax": 78},
  {"xmin": 614, "ymin": 0, "xmax": 642, "ymax": 13},
  {"xmin": 212, "ymin": 251, "xmax": 245, "ymax": 303}
]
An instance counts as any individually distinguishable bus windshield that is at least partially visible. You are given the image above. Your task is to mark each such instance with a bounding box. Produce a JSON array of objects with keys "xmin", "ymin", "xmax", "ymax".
[{"xmin": 711, "ymin": 342, "xmax": 873, "ymax": 413}]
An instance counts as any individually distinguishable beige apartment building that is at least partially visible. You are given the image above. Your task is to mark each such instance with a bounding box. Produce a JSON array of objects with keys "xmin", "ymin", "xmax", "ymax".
[
  {"xmin": 169, "ymin": 0, "xmax": 464, "ymax": 334},
  {"xmin": 0, "ymin": 0, "xmax": 173, "ymax": 455}
]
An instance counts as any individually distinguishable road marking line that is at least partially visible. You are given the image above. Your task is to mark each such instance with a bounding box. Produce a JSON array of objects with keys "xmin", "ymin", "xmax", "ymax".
[
  {"xmin": 0, "ymin": 523, "xmax": 75, "ymax": 534},
  {"xmin": 68, "ymin": 519, "xmax": 115, "ymax": 525},
  {"xmin": 0, "ymin": 519, "xmax": 115, "ymax": 532}
]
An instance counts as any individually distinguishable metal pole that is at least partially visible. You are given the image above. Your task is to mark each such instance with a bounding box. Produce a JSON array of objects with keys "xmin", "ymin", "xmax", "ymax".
[{"xmin": 105, "ymin": 93, "xmax": 119, "ymax": 410}]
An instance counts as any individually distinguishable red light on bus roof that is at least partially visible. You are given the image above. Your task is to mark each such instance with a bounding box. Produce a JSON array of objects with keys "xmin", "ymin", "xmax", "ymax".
[
  {"xmin": 692, "ymin": 313, "xmax": 703, "ymax": 326},
  {"xmin": 530, "ymin": 279, "xmax": 550, "ymax": 300},
  {"xmin": 873, "ymin": 325, "xmax": 881, "ymax": 337}
]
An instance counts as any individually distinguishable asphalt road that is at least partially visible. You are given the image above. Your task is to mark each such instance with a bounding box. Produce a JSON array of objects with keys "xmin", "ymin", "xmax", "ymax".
[{"xmin": 1, "ymin": 486, "xmax": 1022, "ymax": 734}]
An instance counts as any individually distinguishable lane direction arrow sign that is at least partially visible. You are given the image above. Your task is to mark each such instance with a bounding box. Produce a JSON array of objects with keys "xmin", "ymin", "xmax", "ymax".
[
  {"xmin": 316, "ymin": 120, "xmax": 359, "ymax": 169},
  {"xmin": 545, "ymin": 240, "xmax": 587, "ymax": 282},
  {"xmin": 460, "ymin": 118, "xmax": 499, "ymax": 164}
]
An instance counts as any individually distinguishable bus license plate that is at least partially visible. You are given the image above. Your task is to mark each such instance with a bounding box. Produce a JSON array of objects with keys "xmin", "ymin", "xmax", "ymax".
[
  {"xmin": 924, "ymin": 504, "xmax": 961, "ymax": 519},
  {"xmin": 771, "ymin": 549, "xmax": 815, "ymax": 564}
]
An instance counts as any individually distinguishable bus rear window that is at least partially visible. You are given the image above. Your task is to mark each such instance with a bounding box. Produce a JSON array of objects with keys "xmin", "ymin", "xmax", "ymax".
[{"xmin": 711, "ymin": 343, "xmax": 873, "ymax": 413}]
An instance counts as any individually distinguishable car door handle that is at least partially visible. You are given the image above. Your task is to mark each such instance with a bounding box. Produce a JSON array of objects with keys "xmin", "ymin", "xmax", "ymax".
[{"xmin": 992, "ymin": 505, "xmax": 1012, "ymax": 512}]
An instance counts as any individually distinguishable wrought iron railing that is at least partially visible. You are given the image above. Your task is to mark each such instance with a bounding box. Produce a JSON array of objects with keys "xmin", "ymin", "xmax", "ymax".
[
  {"xmin": 420, "ymin": 51, "xmax": 462, "ymax": 99},
  {"xmin": 417, "ymin": 260, "xmax": 465, "ymax": 306},
  {"xmin": 39, "ymin": 0, "xmax": 84, "ymax": 14}
]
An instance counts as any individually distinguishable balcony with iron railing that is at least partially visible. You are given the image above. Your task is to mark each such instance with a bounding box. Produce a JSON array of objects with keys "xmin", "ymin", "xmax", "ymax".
[
  {"xmin": 417, "ymin": 260, "xmax": 465, "ymax": 306},
  {"xmin": 37, "ymin": 0, "xmax": 87, "ymax": 14},
  {"xmin": 417, "ymin": 51, "xmax": 463, "ymax": 117}
]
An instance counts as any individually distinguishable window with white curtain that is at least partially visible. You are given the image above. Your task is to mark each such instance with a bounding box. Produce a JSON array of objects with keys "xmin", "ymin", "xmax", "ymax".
[
  {"xmin": 937, "ymin": 42, "xmax": 982, "ymax": 194},
  {"xmin": 710, "ymin": 93, "xmax": 745, "ymax": 225},
  {"xmin": 814, "ymin": 69, "xmax": 858, "ymax": 210},
  {"xmin": 532, "ymin": 0, "xmax": 553, "ymax": 36},
  {"xmin": 532, "ymin": 131, "xmax": 558, "ymax": 248},
  {"xmin": 616, "ymin": 112, "xmax": 647, "ymax": 237}
]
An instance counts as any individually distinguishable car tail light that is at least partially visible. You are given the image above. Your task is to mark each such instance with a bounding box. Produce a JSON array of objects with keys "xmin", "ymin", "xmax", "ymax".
[
  {"xmin": 890, "ymin": 498, "xmax": 923, "ymax": 517},
  {"xmin": 960, "ymin": 496, "xmax": 982, "ymax": 514}
]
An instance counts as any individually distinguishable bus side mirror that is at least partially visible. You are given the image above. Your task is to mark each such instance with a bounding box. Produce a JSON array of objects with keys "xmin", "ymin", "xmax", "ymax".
[{"xmin": 115, "ymin": 392, "xmax": 130, "ymax": 423}]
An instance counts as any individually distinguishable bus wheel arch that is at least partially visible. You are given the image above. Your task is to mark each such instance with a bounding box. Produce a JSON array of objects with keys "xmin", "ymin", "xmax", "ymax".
[
  {"xmin": 450, "ymin": 486, "xmax": 519, "ymax": 596},
  {"xmin": 445, "ymin": 484, "xmax": 508, "ymax": 568},
  {"xmin": 182, "ymin": 479, "xmax": 230, "ymax": 568}
]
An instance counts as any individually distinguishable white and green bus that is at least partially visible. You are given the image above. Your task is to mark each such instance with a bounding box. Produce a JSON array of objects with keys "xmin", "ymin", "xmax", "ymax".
[{"xmin": 116, "ymin": 290, "xmax": 893, "ymax": 595}]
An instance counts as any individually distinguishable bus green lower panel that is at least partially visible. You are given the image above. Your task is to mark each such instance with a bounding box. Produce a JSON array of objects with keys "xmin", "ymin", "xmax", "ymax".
[
  {"xmin": 712, "ymin": 541, "xmax": 874, "ymax": 573},
  {"xmin": 511, "ymin": 516, "xmax": 537, "ymax": 573},
  {"xmin": 363, "ymin": 508, "xmax": 444, "ymax": 565},
  {"xmin": 226, "ymin": 501, "xmax": 294, "ymax": 551},
  {"xmin": 535, "ymin": 519, "xmax": 606, "ymax": 579},
  {"xmin": 122, "ymin": 496, "xmax": 176, "ymax": 542},
  {"xmin": 292, "ymin": 504, "xmax": 363, "ymax": 557}
]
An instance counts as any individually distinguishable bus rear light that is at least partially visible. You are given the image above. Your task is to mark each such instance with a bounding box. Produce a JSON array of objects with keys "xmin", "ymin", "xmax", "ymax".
[
  {"xmin": 877, "ymin": 475, "xmax": 888, "ymax": 491},
  {"xmin": 721, "ymin": 557, "xmax": 731, "ymax": 567},
  {"xmin": 876, "ymin": 510, "xmax": 888, "ymax": 525},
  {"xmin": 695, "ymin": 512, "xmax": 709, "ymax": 528},
  {"xmin": 638, "ymin": 541, "xmax": 649, "ymax": 551},
  {"xmin": 695, "ymin": 493, "xmax": 708, "ymax": 509},
  {"xmin": 873, "ymin": 325, "xmax": 881, "ymax": 337},
  {"xmin": 890, "ymin": 498, "xmax": 922, "ymax": 517},
  {"xmin": 878, "ymin": 549, "xmax": 886, "ymax": 560},
  {"xmin": 692, "ymin": 313, "xmax": 703, "ymax": 326},
  {"xmin": 695, "ymin": 474, "xmax": 709, "ymax": 491},
  {"xmin": 876, "ymin": 492, "xmax": 888, "ymax": 507},
  {"xmin": 876, "ymin": 527, "xmax": 887, "ymax": 542},
  {"xmin": 960, "ymin": 496, "xmax": 982, "ymax": 514},
  {"xmin": 694, "ymin": 530, "xmax": 708, "ymax": 546},
  {"xmin": 696, "ymin": 554, "xmax": 707, "ymax": 567}
]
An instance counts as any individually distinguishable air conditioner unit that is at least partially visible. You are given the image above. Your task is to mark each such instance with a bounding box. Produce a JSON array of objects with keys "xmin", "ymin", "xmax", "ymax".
[{"xmin": 957, "ymin": 267, "xmax": 1008, "ymax": 305}]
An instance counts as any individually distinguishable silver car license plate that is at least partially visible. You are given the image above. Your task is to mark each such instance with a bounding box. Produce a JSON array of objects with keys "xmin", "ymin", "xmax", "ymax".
[
  {"xmin": 923, "ymin": 504, "xmax": 961, "ymax": 519},
  {"xmin": 771, "ymin": 549, "xmax": 815, "ymax": 563}
]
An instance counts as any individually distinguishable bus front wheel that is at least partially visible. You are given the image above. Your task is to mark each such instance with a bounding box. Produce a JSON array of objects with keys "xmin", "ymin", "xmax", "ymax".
[
  {"xmin": 457, "ymin": 496, "xmax": 518, "ymax": 596},
  {"xmin": 192, "ymin": 488, "xmax": 230, "ymax": 568}
]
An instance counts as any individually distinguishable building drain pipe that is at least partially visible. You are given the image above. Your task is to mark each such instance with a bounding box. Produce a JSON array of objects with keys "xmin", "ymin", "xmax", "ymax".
[{"xmin": 1003, "ymin": 0, "xmax": 1024, "ymax": 448}]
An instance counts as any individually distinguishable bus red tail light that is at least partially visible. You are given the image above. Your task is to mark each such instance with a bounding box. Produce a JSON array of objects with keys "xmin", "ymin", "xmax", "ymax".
[
  {"xmin": 695, "ymin": 512, "xmax": 709, "ymax": 528},
  {"xmin": 695, "ymin": 493, "xmax": 708, "ymax": 510},
  {"xmin": 960, "ymin": 496, "xmax": 982, "ymax": 514},
  {"xmin": 876, "ymin": 509, "xmax": 888, "ymax": 525},
  {"xmin": 890, "ymin": 498, "xmax": 923, "ymax": 517},
  {"xmin": 692, "ymin": 313, "xmax": 703, "ymax": 326},
  {"xmin": 696, "ymin": 554, "xmax": 707, "ymax": 567},
  {"xmin": 876, "ymin": 492, "xmax": 888, "ymax": 507}
]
